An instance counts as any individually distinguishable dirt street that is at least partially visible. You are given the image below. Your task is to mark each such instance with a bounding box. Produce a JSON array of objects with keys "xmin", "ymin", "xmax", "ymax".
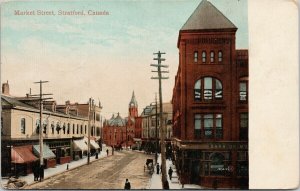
[{"xmin": 25, "ymin": 150, "xmax": 154, "ymax": 189}]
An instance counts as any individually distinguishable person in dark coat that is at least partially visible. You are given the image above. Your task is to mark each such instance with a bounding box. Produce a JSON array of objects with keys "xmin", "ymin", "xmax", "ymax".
[
  {"xmin": 32, "ymin": 164, "xmax": 38, "ymax": 181},
  {"xmin": 124, "ymin": 178, "xmax": 131, "ymax": 189},
  {"xmin": 106, "ymin": 149, "xmax": 109, "ymax": 156},
  {"xmin": 168, "ymin": 167, "xmax": 173, "ymax": 180},
  {"xmin": 156, "ymin": 163, "xmax": 160, "ymax": 174},
  {"xmin": 39, "ymin": 165, "xmax": 44, "ymax": 181}
]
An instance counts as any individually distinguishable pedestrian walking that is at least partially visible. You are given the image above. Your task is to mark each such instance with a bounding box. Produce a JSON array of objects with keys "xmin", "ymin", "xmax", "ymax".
[
  {"xmin": 32, "ymin": 164, "xmax": 39, "ymax": 181},
  {"xmin": 156, "ymin": 163, "xmax": 160, "ymax": 174},
  {"xmin": 106, "ymin": 149, "xmax": 109, "ymax": 156},
  {"xmin": 124, "ymin": 178, "xmax": 131, "ymax": 189},
  {"xmin": 168, "ymin": 167, "xmax": 173, "ymax": 180},
  {"xmin": 39, "ymin": 165, "xmax": 44, "ymax": 181}
]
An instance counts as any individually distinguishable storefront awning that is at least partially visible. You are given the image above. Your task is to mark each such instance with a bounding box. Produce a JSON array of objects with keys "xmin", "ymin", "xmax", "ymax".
[
  {"xmin": 33, "ymin": 144, "xmax": 56, "ymax": 159},
  {"xmin": 73, "ymin": 139, "xmax": 88, "ymax": 151},
  {"xmin": 83, "ymin": 137, "xmax": 100, "ymax": 149},
  {"xmin": 11, "ymin": 145, "xmax": 38, "ymax": 164}
]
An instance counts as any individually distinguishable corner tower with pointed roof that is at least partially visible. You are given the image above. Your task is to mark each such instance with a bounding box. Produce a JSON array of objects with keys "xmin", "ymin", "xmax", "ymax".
[
  {"xmin": 172, "ymin": 0, "xmax": 248, "ymax": 189},
  {"xmin": 128, "ymin": 91, "xmax": 138, "ymax": 118}
]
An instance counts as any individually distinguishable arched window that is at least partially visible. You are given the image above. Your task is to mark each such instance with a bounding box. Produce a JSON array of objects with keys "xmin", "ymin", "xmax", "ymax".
[
  {"xmin": 210, "ymin": 51, "xmax": 215, "ymax": 63},
  {"xmin": 76, "ymin": 124, "xmax": 79, "ymax": 134},
  {"xmin": 56, "ymin": 122, "xmax": 61, "ymax": 134},
  {"xmin": 194, "ymin": 77, "xmax": 223, "ymax": 101},
  {"xmin": 194, "ymin": 51, "xmax": 198, "ymax": 63},
  {"xmin": 72, "ymin": 124, "xmax": 75, "ymax": 134},
  {"xmin": 80, "ymin": 125, "xmax": 83, "ymax": 134},
  {"xmin": 239, "ymin": 82, "xmax": 248, "ymax": 101},
  {"xmin": 202, "ymin": 51, "xmax": 206, "ymax": 63},
  {"xmin": 218, "ymin": 51, "xmax": 223, "ymax": 62},
  {"xmin": 20, "ymin": 118, "xmax": 26, "ymax": 134}
]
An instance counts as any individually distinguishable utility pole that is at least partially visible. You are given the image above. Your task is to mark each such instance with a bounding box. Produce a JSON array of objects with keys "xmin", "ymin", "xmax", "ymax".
[
  {"xmin": 151, "ymin": 51, "xmax": 169, "ymax": 188},
  {"xmin": 155, "ymin": 93, "xmax": 158, "ymax": 165},
  {"xmin": 33, "ymin": 80, "xmax": 52, "ymax": 182},
  {"xmin": 87, "ymin": 98, "xmax": 92, "ymax": 165}
]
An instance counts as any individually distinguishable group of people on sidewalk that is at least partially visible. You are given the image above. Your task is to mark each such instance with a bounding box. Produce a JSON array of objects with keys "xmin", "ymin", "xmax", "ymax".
[{"xmin": 32, "ymin": 163, "xmax": 44, "ymax": 182}]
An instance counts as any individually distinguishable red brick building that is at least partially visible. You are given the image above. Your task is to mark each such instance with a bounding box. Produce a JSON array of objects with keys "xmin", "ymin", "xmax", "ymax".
[
  {"xmin": 171, "ymin": 0, "xmax": 248, "ymax": 189},
  {"xmin": 103, "ymin": 91, "xmax": 139, "ymax": 148}
]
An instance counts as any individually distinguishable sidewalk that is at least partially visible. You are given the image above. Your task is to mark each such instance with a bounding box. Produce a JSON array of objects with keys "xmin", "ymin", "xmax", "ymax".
[
  {"xmin": 148, "ymin": 154, "xmax": 204, "ymax": 189},
  {"xmin": 1, "ymin": 145, "xmax": 111, "ymax": 189}
]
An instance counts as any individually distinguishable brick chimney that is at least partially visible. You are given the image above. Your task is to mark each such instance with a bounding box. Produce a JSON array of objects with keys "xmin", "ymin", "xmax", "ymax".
[{"xmin": 2, "ymin": 80, "xmax": 10, "ymax": 95}]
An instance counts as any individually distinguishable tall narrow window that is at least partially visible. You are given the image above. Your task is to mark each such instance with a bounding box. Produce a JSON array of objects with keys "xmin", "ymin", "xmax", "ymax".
[
  {"xmin": 56, "ymin": 122, "xmax": 61, "ymax": 134},
  {"xmin": 194, "ymin": 79, "xmax": 201, "ymax": 101},
  {"xmin": 51, "ymin": 122, "xmax": 55, "ymax": 134},
  {"xmin": 76, "ymin": 124, "xmax": 79, "ymax": 134},
  {"xmin": 67, "ymin": 123, "xmax": 70, "ymax": 134},
  {"xmin": 85, "ymin": 125, "xmax": 87, "ymax": 134},
  {"xmin": 204, "ymin": 114, "xmax": 213, "ymax": 138},
  {"xmin": 239, "ymin": 82, "xmax": 247, "ymax": 101},
  {"xmin": 1, "ymin": 117, "xmax": 3, "ymax": 135},
  {"xmin": 36, "ymin": 119, "xmax": 40, "ymax": 134},
  {"xmin": 194, "ymin": 114, "xmax": 201, "ymax": 139},
  {"xmin": 80, "ymin": 125, "xmax": 83, "ymax": 134},
  {"xmin": 20, "ymin": 118, "xmax": 26, "ymax": 134},
  {"xmin": 215, "ymin": 79, "xmax": 223, "ymax": 99},
  {"xmin": 73, "ymin": 124, "xmax": 75, "ymax": 134},
  {"xmin": 210, "ymin": 51, "xmax": 215, "ymax": 62},
  {"xmin": 43, "ymin": 120, "xmax": 47, "ymax": 134},
  {"xmin": 216, "ymin": 114, "xmax": 223, "ymax": 138},
  {"xmin": 218, "ymin": 51, "xmax": 223, "ymax": 62},
  {"xmin": 204, "ymin": 77, "xmax": 212, "ymax": 100},
  {"xmin": 63, "ymin": 123, "xmax": 66, "ymax": 134},
  {"xmin": 202, "ymin": 51, "xmax": 206, "ymax": 63},
  {"xmin": 240, "ymin": 113, "xmax": 248, "ymax": 140},
  {"xmin": 194, "ymin": 51, "xmax": 198, "ymax": 63}
]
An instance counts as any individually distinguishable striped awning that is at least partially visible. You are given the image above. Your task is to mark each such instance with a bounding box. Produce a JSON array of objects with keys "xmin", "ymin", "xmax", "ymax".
[
  {"xmin": 11, "ymin": 145, "xmax": 38, "ymax": 164},
  {"xmin": 33, "ymin": 144, "xmax": 56, "ymax": 159},
  {"xmin": 73, "ymin": 139, "xmax": 88, "ymax": 151}
]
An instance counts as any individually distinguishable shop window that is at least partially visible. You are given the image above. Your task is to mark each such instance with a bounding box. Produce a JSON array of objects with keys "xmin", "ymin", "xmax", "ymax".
[
  {"xmin": 194, "ymin": 51, "xmax": 198, "ymax": 63},
  {"xmin": 210, "ymin": 51, "xmax": 215, "ymax": 63},
  {"xmin": 218, "ymin": 51, "xmax": 223, "ymax": 62},
  {"xmin": 202, "ymin": 51, "xmax": 206, "ymax": 63},
  {"xmin": 194, "ymin": 114, "xmax": 201, "ymax": 139},
  {"xmin": 20, "ymin": 118, "xmax": 26, "ymax": 134},
  {"xmin": 240, "ymin": 113, "xmax": 248, "ymax": 140},
  {"xmin": 237, "ymin": 161, "xmax": 248, "ymax": 176},
  {"xmin": 210, "ymin": 153, "xmax": 225, "ymax": 176},
  {"xmin": 194, "ymin": 77, "xmax": 222, "ymax": 101}
]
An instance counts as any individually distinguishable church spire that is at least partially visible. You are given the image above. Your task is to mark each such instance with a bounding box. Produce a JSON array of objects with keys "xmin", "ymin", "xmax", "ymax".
[{"xmin": 129, "ymin": 90, "xmax": 138, "ymax": 108}]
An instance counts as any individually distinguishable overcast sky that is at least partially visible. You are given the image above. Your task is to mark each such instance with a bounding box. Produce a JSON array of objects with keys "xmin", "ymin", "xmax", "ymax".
[{"xmin": 1, "ymin": 0, "xmax": 248, "ymax": 119}]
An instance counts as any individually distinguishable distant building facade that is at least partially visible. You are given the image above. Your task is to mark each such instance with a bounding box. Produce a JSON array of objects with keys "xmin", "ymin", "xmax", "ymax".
[
  {"xmin": 140, "ymin": 102, "xmax": 173, "ymax": 153},
  {"xmin": 1, "ymin": 82, "xmax": 102, "ymax": 176},
  {"xmin": 102, "ymin": 91, "xmax": 138, "ymax": 148},
  {"xmin": 172, "ymin": 0, "xmax": 248, "ymax": 189}
]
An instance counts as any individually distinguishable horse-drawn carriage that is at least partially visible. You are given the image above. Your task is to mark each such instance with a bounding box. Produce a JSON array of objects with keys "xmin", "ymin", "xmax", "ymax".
[{"xmin": 145, "ymin": 159, "xmax": 154, "ymax": 175}]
